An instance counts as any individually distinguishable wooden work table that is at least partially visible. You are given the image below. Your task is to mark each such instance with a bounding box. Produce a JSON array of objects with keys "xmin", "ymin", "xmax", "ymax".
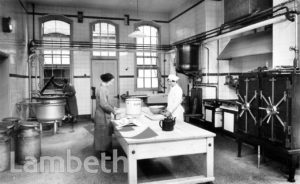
[{"xmin": 112, "ymin": 107, "xmax": 216, "ymax": 184}]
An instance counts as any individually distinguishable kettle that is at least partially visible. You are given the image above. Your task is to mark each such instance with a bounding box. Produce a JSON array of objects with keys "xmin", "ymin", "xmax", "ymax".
[{"xmin": 159, "ymin": 116, "xmax": 176, "ymax": 131}]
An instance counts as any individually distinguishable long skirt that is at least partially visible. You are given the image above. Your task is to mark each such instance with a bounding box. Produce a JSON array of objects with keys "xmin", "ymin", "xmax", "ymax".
[{"xmin": 94, "ymin": 111, "xmax": 113, "ymax": 153}]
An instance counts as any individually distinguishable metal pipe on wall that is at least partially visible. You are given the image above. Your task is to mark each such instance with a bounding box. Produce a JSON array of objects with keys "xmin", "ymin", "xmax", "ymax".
[
  {"xmin": 294, "ymin": 1, "xmax": 298, "ymax": 68},
  {"xmin": 217, "ymin": 40, "xmax": 220, "ymax": 99},
  {"xmin": 204, "ymin": 46, "xmax": 210, "ymax": 84},
  {"xmin": 32, "ymin": 4, "xmax": 35, "ymax": 41},
  {"xmin": 203, "ymin": 15, "xmax": 287, "ymax": 44}
]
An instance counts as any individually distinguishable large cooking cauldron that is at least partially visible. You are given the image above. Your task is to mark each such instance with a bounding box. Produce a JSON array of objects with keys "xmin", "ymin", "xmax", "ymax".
[{"xmin": 32, "ymin": 96, "xmax": 66, "ymax": 121}]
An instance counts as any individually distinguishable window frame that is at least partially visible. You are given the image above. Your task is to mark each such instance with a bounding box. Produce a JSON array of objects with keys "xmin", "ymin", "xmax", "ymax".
[
  {"xmin": 90, "ymin": 20, "xmax": 119, "ymax": 60},
  {"xmin": 134, "ymin": 21, "xmax": 161, "ymax": 91},
  {"xmin": 39, "ymin": 15, "xmax": 73, "ymax": 87}
]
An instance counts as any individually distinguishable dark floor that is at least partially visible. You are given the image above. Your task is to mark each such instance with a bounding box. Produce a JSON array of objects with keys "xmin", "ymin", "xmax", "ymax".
[{"xmin": 0, "ymin": 120, "xmax": 299, "ymax": 184}]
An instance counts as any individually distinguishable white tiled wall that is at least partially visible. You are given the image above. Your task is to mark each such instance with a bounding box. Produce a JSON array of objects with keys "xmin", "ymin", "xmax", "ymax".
[
  {"xmin": 273, "ymin": 0, "xmax": 296, "ymax": 67},
  {"xmin": 73, "ymin": 51, "xmax": 91, "ymax": 76},
  {"xmin": 0, "ymin": 0, "xmax": 28, "ymax": 119},
  {"xmin": 74, "ymin": 78, "xmax": 91, "ymax": 115}
]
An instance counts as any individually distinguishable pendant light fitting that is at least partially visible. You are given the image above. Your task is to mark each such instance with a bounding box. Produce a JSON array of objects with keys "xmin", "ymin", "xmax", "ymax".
[{"xmin": 128, "ymin": 0, "xmax": 146, "ymax": 38}]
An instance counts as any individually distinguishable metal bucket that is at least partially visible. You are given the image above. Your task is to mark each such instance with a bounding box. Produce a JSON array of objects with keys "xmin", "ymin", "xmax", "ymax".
[
  {"xmin": 126, "ymin": 98, "xmax": 142, "ymax": 116},
  {"xmin": 0, "ymin": 126, "xmax": 11, "ymax": 172},
  {"xmin": 16, "ymin": 121, "xmax": 41, "ymax": 165}
]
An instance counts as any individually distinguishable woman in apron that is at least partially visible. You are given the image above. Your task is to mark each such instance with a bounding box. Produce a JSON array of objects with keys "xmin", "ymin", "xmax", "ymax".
[
  {"xmin": 62, "ymin": 79, "xmax": 78, "ymax": 130},
  {"xmin": 94, "ymin": 73, "xmax": 117, "ymax": 157},
  {"xmin": 163, "ymin": 74, "xmax": 185, "ymax": 123}
]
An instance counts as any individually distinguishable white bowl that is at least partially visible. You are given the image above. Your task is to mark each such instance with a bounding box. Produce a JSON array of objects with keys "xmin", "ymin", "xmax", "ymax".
[{"xmin": 149, "ymin": 105, "xmax": 165, "ymax": 114}]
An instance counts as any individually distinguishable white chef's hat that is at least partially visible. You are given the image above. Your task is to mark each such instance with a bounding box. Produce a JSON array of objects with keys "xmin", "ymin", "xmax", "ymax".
[{"xmin": 167, "ymin": 74, "xmax": 179, "ymax": 82}]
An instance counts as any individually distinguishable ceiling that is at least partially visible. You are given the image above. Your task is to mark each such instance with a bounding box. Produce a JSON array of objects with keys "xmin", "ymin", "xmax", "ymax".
[{"xmin": 23, "ymin": 0, "xmax": 192, "ymax": 14}]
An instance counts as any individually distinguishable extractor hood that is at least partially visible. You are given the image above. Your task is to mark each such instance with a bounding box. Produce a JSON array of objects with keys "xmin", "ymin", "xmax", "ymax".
[{"xmin": 217, "ymin": 31, "xmax": 272, "ymax": 60}]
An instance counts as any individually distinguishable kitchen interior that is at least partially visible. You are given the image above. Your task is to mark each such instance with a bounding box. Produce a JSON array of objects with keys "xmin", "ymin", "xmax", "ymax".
[{"xmin": 0, "ymin": 0, "xmax": 300, "ymax": 183}]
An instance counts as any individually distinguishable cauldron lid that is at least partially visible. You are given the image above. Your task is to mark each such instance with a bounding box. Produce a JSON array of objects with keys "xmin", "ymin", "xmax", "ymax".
[
  {"xmin": 2, "ymin": 117, "xmax": 20, "ymax": 122},
  {"xmin": 0, "ymin": 122, "xmax": 14, "ymax": 131},
  {"xmin": 19, "ymin": 121, "xmax": 39, "ymax": 128},
  {"xmin": 33, "ymin": 96, "xmax": 66, "ymax": 100}
]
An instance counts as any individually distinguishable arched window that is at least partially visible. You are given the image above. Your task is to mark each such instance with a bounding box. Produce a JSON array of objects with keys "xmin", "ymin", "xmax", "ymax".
[
  {"xmin": 135, "ymin": 23, "xmax": 160, "ymax": 90},
  {"xmin": 91, "ymin": 21, "xmax": 117, "ymax": 57},
  {"xmin": 40, "ymin": 16, "xmax": 72, "ymax": 87}
]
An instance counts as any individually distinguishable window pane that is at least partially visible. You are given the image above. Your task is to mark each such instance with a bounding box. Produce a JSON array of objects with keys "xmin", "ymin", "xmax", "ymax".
[
  {"xmin": 136, "ymin": 38, "xmax": 143, "ymax": 45},
  {"xmin": 62, "ymin": 50, "xmax": 70, "ymax": 55},
  {"xmin": 108, "ymin": 51, "xmax": 116, "ymax": 56},
  {"xmin": 56, "ymin": 21, "xmax": 70, "ymax": 35},
  {"xmin": 145, "ymin": 78, "xmax": 151, "ymax": 88},
  {"xmin": 143, "ymin": 52, "xmax": 150, "ymax": 57},
  {"xmin": 152, "ymin": 78, "xmax": 158, "ymax": 88},
  {"xmin": 101, "ymin": 51, "xmax": 108, "ymax": 56},
  {"xmin": 151, "ymin": 27, "xmax": 158, "ymax": 35},
  {"xmin": 143, "ymin": 26, "xmax": 151, "ymax": 36},
  {"xmin": 62, "ymin": 56, "xmax": 70, "ymax": 64},
  {"xmin": 53, "ymin": 56, "xmax": 61, "ymax": 64},
  {"xmin": 94, "ymin": 23, "xmax": 100, "ymax": 33},
  {"xmin": 152, "ymin": 70, "xmax": 157, "ymax": 77},
  {"xmin": 137, "ymin": 78, "xmax": 144, "ymax": 88},
  {"xmin": 151, "ymin": 52, "xmax": 157, "ymax": 57},
  {"xmin": 93, "ymin": 51, "xmax": 101, "ymax": 56},
  {"xmin": 139, "ymin": 26, "xmax": 144, "ymax": 33},
  {"xmin": 151, "ymin": 37, "xmax": 157, "ymax": 45},
  {"xmin": 108, "ymin": 24, "xmax": 115, "ymax": 34},
  {"xmin": 44, "ymin": 69, "xmax": 52, "ymax": 78},
  {"xmin": 44, "ymin": 57, "xmax": 52, "ymax": 64},
  {"xmin": 44, "ymin": 50, "xmax": 52, "ymax": 54},
  {"xmin": 151, "ymin": 58, "xmax": 157, "ymax": 65},
  {"xmin": 43, "ymin": 20, "xmax": 55, "ymax": 34},
  {"xmin": 53, "ymin": 50, "xmax": 61, "ymax": 55},
  {"xmin": 144, "ymin": 37, "xmax": 150, "ymax": 45},
  {"xmin": 101, "ymin": 23, "xmax": 108, "ymax": 34},
  {"xmin": 144, "ymin": 70, "xmax": 151, "ymax": 77},
  {"xmin": 138, "ymin": 69, "xmax": 144, "ymax": 77},
  {"xmin": 144, "ymin": 58, "xmax": 151, "ymax": 65},
  {"xmin": 136, "ymin": 52, "xmax": 143, "ymax": 56},
  {"xmin": 137, "ymin": 58, "xmax": 143, "ymax": 65}
]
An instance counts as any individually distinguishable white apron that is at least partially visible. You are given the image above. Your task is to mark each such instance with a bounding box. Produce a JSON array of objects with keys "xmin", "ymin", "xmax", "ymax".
[{"xmin": 167, "ymin": 84, "xmax": 184, "ymax": 123}]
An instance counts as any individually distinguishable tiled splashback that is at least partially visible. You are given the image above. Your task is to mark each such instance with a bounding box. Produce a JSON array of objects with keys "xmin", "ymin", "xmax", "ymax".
[{"xmin": 0, "ymin": 0, "xmax": 28, "ymax": 120}]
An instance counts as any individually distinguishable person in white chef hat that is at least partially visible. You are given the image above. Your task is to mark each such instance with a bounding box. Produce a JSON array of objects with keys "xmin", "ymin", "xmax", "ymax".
[{"xmin": 161, "ymin": 74, "xmax": 185, "ymax": 123}]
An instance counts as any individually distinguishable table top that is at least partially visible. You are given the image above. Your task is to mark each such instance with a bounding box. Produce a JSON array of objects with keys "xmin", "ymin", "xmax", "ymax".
[{"xmin": 112, "ymin": 108, "xmax": 216, "ymax": 145}]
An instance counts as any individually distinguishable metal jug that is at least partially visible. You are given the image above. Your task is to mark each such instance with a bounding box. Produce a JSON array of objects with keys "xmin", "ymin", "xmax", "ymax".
[{"xmin": 159, "ymin": 116, "xmax": 176, "ymax": 131}]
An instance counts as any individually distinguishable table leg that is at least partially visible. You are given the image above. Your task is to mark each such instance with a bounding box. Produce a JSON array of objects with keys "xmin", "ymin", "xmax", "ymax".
[
  {"xmin": 288, "ymin": 155, "xmax": 297, "ymax": 182},
  {"xmin": 128, "ymin": 148, "xmax": 137, "ymax": 184},
  {"xmin": 54, "ymin": 121, "xmax": 57, "ymax": 134},
  {"xmin": 237, "ymin": 139, "xmax": 242, "ymax": 157},
  {"xmin": 206, "ymin": 137, "xmax": 214, "ymax": 178},
  {"xmin": 39, "ymin": 123, "xmax": 43, "ymax": 132}
]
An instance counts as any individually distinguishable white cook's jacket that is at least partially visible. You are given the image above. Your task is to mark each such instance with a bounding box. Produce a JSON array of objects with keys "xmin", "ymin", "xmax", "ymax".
[{"xmin": 167, "ymin": 84, "xmax": 184, "ymax": 123}]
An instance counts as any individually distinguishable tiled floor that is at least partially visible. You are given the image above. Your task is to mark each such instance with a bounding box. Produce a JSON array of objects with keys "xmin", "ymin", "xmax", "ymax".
[{"xmin": 0, "ymin": 120, "xmax": 299, "ymax": 184}]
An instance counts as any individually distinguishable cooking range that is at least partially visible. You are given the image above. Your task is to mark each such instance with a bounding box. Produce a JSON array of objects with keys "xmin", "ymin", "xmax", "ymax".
[{"xmin": 236, "ymin": 71, "xmax": 300, "ymax": 182}]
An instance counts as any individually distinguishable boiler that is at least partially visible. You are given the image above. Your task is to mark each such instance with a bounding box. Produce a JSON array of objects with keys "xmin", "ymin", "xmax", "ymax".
[{"xmin": 176, "ymin": 44, "xmax": 199, "ymax": 73}]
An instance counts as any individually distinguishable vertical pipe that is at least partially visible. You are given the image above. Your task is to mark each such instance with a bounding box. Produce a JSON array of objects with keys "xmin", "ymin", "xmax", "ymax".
[
  {"xmin": 204, "ymin": 46, "xmax": 210, "ymax": 83},
  {"xmin": 294, "ymin": 1, "xmax": 298, "ymax": 68},
  {"xmin": 163, "ymin": 53, "xmax": 166, "ymax": 93},
  {"xmin": 217, "ymin": 40, "xmax": 220, "ymax": 100},
  {"xmin": 32, "ymin": 4, "xmax": 35, "ymax": 41},
  {"xmin": 28, "ymin": 56, "xmax": 32, "ymax": 101}
]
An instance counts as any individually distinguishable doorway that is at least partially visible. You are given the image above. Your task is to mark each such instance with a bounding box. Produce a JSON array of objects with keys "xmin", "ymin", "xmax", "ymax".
[{"xmin": 91, "ymin": 60, "xmax": 118, "ymax": 118}]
